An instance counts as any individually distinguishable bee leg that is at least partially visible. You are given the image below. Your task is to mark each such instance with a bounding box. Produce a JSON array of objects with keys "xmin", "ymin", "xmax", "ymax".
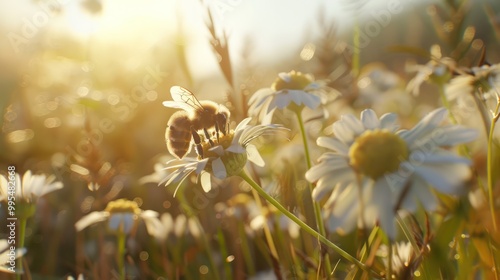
[
  {"xmin": 216, "ymin": 113, "xmax": 228, "ymax": 135},
  {"xmin": 215, "ymin": 122, "xmax": 220, "ymax": 143},
  {"xmin": 191, "ymin": 128, "xmax": 204, "ymax": 158},
  {"xmin": 203, "ymin": 128, "xmax": 215, "ymax": 146}
]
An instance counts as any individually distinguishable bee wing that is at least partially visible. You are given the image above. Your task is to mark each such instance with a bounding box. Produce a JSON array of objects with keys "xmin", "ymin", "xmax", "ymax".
[
  {"xmin": 162, "ymin": 101, "xmax": 193, "ymax": 111},
  {"xmin": 169, "ymin": 86, "xmax": 204, "ymax": 112}
]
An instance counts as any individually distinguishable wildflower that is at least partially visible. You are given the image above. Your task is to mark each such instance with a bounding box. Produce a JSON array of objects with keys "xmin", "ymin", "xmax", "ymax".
[
  {"xmin": 355, "ymin": 65, "xmax": 413, "ymax": 117},
  {"xmin": 160, "ymin": 118, "xmax": 287, "ymax": 194},
  {"xmin": 139, "ymin": 156, "xmax": 172, "ymax": 185},
  {"xmin": 0, "ymin": 239, "xmax": 26, "ymax": 273},
  {"xmin": 75, "ymin": 198, "xmax": 159, "ymax": 235},
  {"xmin": 250, "ymin": 206, "xmax": 300, "ymax": 239},
  {"xmin": 148, "ymin": 212, "xmax": 201, "ymax": 242},
  {"xmin": 248, "ymin": 70, "xmax": 331, "ymax": 123},
  {"xmin": 446, "ymin": 63, "xmax": 500, "ymax": 102},
  {"xmin": 215, "ymin": 193, "xmax": 259, "ymax": 222},
  {"xmin": 305, "ymin": 108, "xmax": 477, "ymax": 239},
  {"xmin": 377, "ymin": 242, "xmax": 418, "ymax": 279},
  {"xmin": 0, "ymin": 171, "xmax": 63, "ymax": 219},
  {"xmin": 406, "ymin": 45, "xmax": 455, "ymax": 95}
]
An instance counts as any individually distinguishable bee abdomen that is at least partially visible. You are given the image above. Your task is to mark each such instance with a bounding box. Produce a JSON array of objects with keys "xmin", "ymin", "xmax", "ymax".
[{"xmin": 166, "ymin": 111, "xmax": 193, "ymax": 159}]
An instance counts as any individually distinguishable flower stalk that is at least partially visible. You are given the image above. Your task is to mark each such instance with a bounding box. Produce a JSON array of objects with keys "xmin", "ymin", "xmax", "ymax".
[
  {"xmin": 295, "ymin": 111, "xmax": 333, "ymax": 275},
  {"xmin": 238, "ymin": 169, "xmax": 376, "ymax": 276},
  {"xmin": 116, "ymin": 231, "xmax": 126, "ymax": 280},
  {"xmin": 16, "ymin": 218, "xmax": 27, "ymax": 280},
  {"xmin": 487, "ymin": 97, "xmax": 500, "ymax": 232}
]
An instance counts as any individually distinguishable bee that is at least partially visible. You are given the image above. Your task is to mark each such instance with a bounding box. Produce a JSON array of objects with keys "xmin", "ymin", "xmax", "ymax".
[{"xmin": 163, "ymin": 86, "xmax": 230, "ymax": 159}]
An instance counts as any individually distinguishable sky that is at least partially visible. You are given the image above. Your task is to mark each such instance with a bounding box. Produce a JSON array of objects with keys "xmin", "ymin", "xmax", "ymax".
[{"xmin": 0, "ymin": 0, "xmax": 433, "ymax": 83}]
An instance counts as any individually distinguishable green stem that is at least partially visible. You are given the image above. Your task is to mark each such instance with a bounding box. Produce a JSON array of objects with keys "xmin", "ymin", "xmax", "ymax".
[
  {"xmin": 177, "ymin": 189, "xmax": 222, "ymax": 280},
  {"xmin": 17, "ymin": 218, "xmax": 27, "ymax": 280},
  {"xmin": 440, "ymin": 83, "xmax": 496, "ymax": 232},
  {"xmin": 217, "ymin": 228, "xmax": 232, "ymax": 279},
  {"xmin": 487, "ymin": 100, "xmax": 500, "ymax": 232},
  {"xmin": 238, "ymin": 169, "xmax": 376, "ymax": 276},
  {"xmin": 386, "ymin": 240, "xmax": 392, "ymax": 280},
  {"xmin": 116, "ymin": 231, "xmax": 126, "ymax": 280},
  {"xmin": 296, "ymin": 111, "xmax": 333, "ymax": 275},
  {"xmin": 250, "ymin": 188, "xmax": 280, "ymax": 259},
  {"xmin": 352, "ymin": 15, "xmax": 360, "ymax": 77},
  {"xmin": 237, "ymin": 222, "xmax": 256, "ymax": 276}
]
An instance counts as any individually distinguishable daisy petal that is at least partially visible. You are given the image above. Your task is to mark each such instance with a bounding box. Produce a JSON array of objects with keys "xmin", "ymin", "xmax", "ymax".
[
  {"xmin": 201, "ymin": 172, "xmax": 212, "ymax": 192},
  {"xmin": 75, "ymin": 211, "xmax": 108, "ymax": 232},
  {"xmin": 212, "ymin": 158, "xmax": 227, "ymax": 179},
  {"xmin": 317, "ymin": 137, "xmax": 349, "ymax": 154},
  {"xmin": 360, "ymin": 109, "xmax": 380, "ymax": 130},
  {"xmin": 247, "ymin": 144, "xmax": 265, "ymax": 167},
  {"xmin": 379, "ymin": 113, "xmax": 399, "ymax": 131}
]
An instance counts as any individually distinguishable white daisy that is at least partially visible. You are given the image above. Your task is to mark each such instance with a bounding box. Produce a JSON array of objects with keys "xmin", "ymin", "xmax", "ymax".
[
  {"xmin": 160, "ymin": 118, "xmax": 287, "ymax": 195},
  {"xmin": 377, "ymin": 242, "xmax": 418, "ymax": 279},
  {"xmin": 148, "ymin": 212, "xmax": 202, "ymax": 242},
  {"xmin": 305, "ymin": 108, "xmax": 477, "ymax": 239},
  {"xmin": 406, "ymin": 45, "xmax": 455, "ymax": 96},
  {"xmin": 248, "ymin": 70, "xmax": 332, "ymax": 123},
  {"xmin": 0, "ymin": 239, "xmax": 26, "ymax": 273},
  {"xmin": 0, "ymin": 171, "xmax": 63, "ymax": 218},
  {"xmin": 75, "ymin": 199, "xmax": 159, "ymax": 235},
  {"xmin": 446, "ymin": 63, "xmax": 500, "ymax": 102},
  {"xmin": 250, "ymin": 206, "xmax": 300, "ymax": 239},
  {"xmin": 0, "ymin": 170, "xmax": 63, "ymax": 203}
]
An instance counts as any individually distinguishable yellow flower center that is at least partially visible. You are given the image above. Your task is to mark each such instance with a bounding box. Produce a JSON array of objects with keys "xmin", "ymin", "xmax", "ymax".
[
  {"xmin": 104, "ymin": 199, "xmax": 141, "ymax": 215},
  {"xmin": 272, "ymin": 70, "xmax": 313, "ymax": 91},
  {"xmin": 349, "ymin": 129, "xmax": 409, "ymax": 180},
  {"xmin": 201, "ymin": 132, "xmax": 234, "ymax": 158}
]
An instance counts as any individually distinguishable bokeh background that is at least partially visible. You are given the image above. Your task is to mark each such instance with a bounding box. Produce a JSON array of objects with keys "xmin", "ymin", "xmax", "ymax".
[{"xmin": 1, "ymin": 0, "xmax": 500, "ymax": 279}]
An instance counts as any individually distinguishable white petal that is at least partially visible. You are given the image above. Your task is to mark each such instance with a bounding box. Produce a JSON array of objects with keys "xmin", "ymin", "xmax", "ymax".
[
  {"xmin": 328, "ymin": 185, "xmax": 359, "ymax": 234},
  {"xmin": 432, "ymin": 126, "xmax": 478, "ymax": 146},
  {"xmin": 248, "ymin": 88, "xmax": 273, "ymax": 106},
  {"xmin": 209, "ymin": 145, "xmax": 225, "ymax": 156},
  {"xmin": 272, "ymin": 93, "xmax": 292, "ymax": 109},
  {"xmin": 38, "ymin": 181, "xmax": 63, "ymax": 197},
  {"xmin": 298, "ymin": 91, "xmax": 321, "ymax": 109},
  {"xmin": 200, "ymin": 172, "xmax": 212, "ymax": 192},
  {"xmin": 402, "ymin": 108, "xmax": 447, "ymax": 143},
  {"xmin": 398, "ymin": 176, "xmax": 430, "ymax": 212},
  {"xmin": 108, "ymin": 214, "xmax": 122, "ymax": 231},
  {"xmin": 195, "ymin": 159, "xmax": 209, "ymax": 175},
  {"xmin": 416, "ymin": 150, "xmax": 470, "ymax": 165},
  {"xmin": 75, "ymin": 211, "xmax": 108, "ymax": 231},
  {"xmin": 278, "ymin": 72, "xmax": 292, "ymax": 82},
  {"xmin": 413, "ymin": 164, "xmax": 467, "ymax": 194},
  {"xmin": 247, "ymin": 144, "xmax": 265, "ymax": 167},
  {"xmin": 160, "ymin": 213, "xmax": 174, "ymax": 237},
  {"xmin": 332, "ymin": 119, "xmax": 357, "ymax": 144},
  {"xmin": 312, "ymin": 167, "xmax": 356, "ymax": 202},
  {"xmin": 174, "ymin": 215, "xmax": 187, "ymax": 237},
  {"xmin": 379, "ymin": 113, "xmax": 399, "ymax": 131},
  {"xmin": 261, "ymin": 108, "xmax": 276, "ymax": 124},
  {"xmin": 226, "ymin": 144, "xmax": 246, "ymax": 154},
  {"xmin": 235, "ymin": 118, "xmax": 252, "ymax": 132},
  {"xmin": 140, "ymin": 210, "xmax": 161, "ymax": 237},
  {"xmin": 317, "ymin": 137, "xmax": 349, "ymax": 154},
  {"xmin": 305, "ymin": 159, "xmax": 351, "ymax": 183},
  {"xmin": 187, "ymin": 218, "xmax": 202, "ymax": 238},
  {"xmin": 371, "ymin": 180, "xmax": 397, "ymax": 240},
  {"xmin": 360, "ymin": 109, "xmax": 380, "ymax": 130},
  {"xmin": 212, "ymin": 158, "xmax": 227, "ymax": 179}
]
